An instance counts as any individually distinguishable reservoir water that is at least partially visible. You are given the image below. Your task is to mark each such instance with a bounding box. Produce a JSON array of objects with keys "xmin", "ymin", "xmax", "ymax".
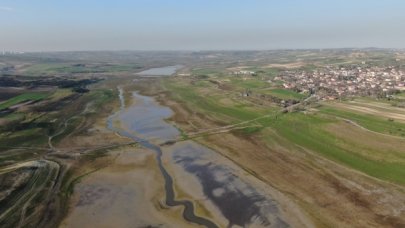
[
  {"xmin": 136, "ymin": 65, "xmax": 183, "ymax": 76},
  {"xmin": 107, "ymin": 87, "xmax": 293, "ymax": 227}
]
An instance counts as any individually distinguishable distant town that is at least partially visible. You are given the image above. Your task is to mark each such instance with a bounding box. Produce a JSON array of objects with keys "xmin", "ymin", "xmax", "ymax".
[
  {"xmin": 273, "ymin": 64, "xmax": 405, "ymax": 100},
  {"xmin": 274, "ymin": 65, "xmax": 405, "ymax": 100}
]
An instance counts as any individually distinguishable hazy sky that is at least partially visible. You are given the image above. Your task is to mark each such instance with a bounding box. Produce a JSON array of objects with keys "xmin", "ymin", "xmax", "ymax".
[{"xmin": 1, "ymin": 0, "xmax": 405, "ymax": 51}]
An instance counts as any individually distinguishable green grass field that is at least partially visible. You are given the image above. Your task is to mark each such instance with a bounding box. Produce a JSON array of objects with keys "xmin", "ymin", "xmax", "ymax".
[
  {"xmin": 394, "ymin": 92, "xmax": 405, "ymax": 99},
  {"xmin": 319, "ymin": 106, "xmax": 405, "ymax": 137},
  {"xmin": 241, "ymin": 67, "xmax": 280, "ymax": 78},
  {"xmin": 1, "ymin": 113, "xmax": 25, "ymax": 121},
  {"xmin": 0, "ymin": 93, "xmax": 49, "ymax": 110},
  {"xmin": 269, "ymin": 112, "xmax": 405, "ymax": 184},
  {"xmin": 260, "ymin": 68, "xmax": 280, "ymax": 77},
  {"xmin": 261, "ymin": 88, "xmax": 307, "ymax": 100},
  {"xmin": 230, "ymin": 78, "xmax": 270, "ymax": 89},
  {"xmin": 164, "ymin": 77, "xmax": 405, "ymax": 185},
  {"xmin": 191, "ymin": 68, "xmax": 226, "ymax": 77},
  {"xmin": 165, "ymin": 81, "xmax": 264, "ymax": 122}
]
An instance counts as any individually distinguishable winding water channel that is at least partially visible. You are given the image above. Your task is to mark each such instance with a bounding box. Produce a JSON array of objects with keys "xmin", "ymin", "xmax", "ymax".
[
  {"xmin": 106, "ymin": 84, "xmax": 294, "ymax": 227},
  {"xmin": 108, "ymin": 88, "xmax": 218, "ymax": 227}
]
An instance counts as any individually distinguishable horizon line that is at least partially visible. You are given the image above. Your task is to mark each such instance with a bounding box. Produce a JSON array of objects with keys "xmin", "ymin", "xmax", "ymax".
[{"xmin": 2, "ymin": 47, "xmax": 405, "ymax": 54}]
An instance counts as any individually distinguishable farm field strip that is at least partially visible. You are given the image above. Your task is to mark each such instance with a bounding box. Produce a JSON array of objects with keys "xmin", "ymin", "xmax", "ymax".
[
  {"xmin": 332, "ymin": 102, "xmax": 405, "ymax": 122},
  {"xmin": 0, "ymin": 92, "xmax": 49, "ymax": 110}
]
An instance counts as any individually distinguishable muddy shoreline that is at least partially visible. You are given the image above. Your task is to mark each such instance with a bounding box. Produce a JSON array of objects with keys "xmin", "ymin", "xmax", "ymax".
[
  {"xmin": 63, "ymin": 82, "xmax": 312, "ymax": 227},
  {"xmin": 107, "ymin": 89, "xmax": 218, "ymax": 227},
  {"xmin": 112, "ymin": 88, "xmax": 309, "ymax": 227}
]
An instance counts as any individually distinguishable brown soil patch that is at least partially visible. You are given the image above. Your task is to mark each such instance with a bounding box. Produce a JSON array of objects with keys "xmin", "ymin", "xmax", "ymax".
[{"xmin": 61, "ymin": 148, "xmax": 199, "ymax": 228}]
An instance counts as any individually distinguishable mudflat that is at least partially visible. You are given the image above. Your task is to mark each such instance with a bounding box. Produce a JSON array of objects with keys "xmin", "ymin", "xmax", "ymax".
[{"xmin": 61, "ymin": 147, "xmax": 198, "ymax": 228}]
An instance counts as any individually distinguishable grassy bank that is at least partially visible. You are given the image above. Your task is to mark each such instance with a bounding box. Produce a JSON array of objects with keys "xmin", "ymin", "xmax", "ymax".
[
  {"xmin": 270, "ymin": 112, "xmax": 405, "ymax": 184},
  {"xmin": 163, "ymin": 77, "xmax": 405, "ymax": 185},
  {"xmin": 320, "ymin": 106, "xmax": 405, "ymax": 137}
]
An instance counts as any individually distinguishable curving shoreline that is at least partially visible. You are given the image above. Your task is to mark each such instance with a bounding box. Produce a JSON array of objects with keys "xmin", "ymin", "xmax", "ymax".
[
  {"xmin": 110, "ymin": 87, "xmax": 306, "ymax": 227},
  {"xmin": 106, "ymin": 87, "xmax": 218, "ymax": 228}
]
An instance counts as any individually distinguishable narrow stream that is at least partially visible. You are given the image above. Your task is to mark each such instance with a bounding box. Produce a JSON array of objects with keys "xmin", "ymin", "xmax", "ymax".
[{"xmin": 107, "ymin": 88, "xmax": 218, "ymax": 228}]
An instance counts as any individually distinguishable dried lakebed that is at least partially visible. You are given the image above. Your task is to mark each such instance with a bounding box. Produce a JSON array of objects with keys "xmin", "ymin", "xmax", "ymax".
[{"xmin": 62, "ymin": 88, "xmax": 311, "ymax": 227}]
